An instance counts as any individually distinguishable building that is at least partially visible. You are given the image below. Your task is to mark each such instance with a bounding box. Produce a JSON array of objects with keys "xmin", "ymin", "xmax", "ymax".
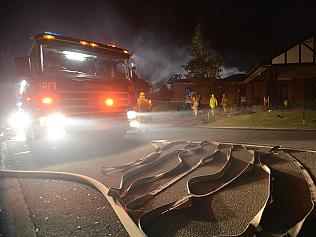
[
  {"xmin": 220, "ymin": 74, "xmax": 248, "ymax": 106},
  {"xmin": 244, "ymin": 33, "xmax": 316, "ymax": 107},
  {"xmin": 168, "ymin": 33, "xmax": 316, "ymax": 108},
  {"xmin": 168, "ymin": 74, "xmax": 194, "ymax": 102}
]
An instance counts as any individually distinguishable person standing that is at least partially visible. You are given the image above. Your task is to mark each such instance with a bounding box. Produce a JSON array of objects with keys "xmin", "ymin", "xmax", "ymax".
[
  {"xmin": 191, "ymin": 95, "xmax": 199, "ymax": 117},
  {"xmin": 222, "ymin": 93, "xmax": 229, "ymax": 113},
  {"xmin": 209, "ymin": 94, "xmax": 218, "ymax": 118},
  {"xmin": 136, "ymin": 92, "xmax": 152, "ymax": 124},
  {"xmin": 264, "ymin": 96, "xmax": 268, "ymax": 111}
]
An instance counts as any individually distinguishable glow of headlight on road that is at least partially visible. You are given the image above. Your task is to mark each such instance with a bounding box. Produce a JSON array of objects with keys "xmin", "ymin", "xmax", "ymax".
[
  {"xmin": 47, "ymin": 127, "xmax": 66, "ymax": 140},
  {"xmin": 63, "ymin": 51, "xmax": 95, "ymax": 61},
  {"xmin": 39, "ymin": 113, "xmax": 67, "ymax": 127},
  {"xmin": 130, "ymin": 120, "xmax": 140, "ymax": 128},
  {"xmin": 8, "ymin": 111, "xmax": 31, "ymax": 130},
  {"xmin": 12, "ymin": 131, "xmax": 27, "ymax": 141},
  {"xmin": 127, "ymin": 110, "xmax": 137, "ymax": 120}
]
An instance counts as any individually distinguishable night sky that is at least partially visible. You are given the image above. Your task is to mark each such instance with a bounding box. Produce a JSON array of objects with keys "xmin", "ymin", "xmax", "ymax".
[{"xmin": 1, "ymin": 0, "xmax": 316, "ymax": 82}]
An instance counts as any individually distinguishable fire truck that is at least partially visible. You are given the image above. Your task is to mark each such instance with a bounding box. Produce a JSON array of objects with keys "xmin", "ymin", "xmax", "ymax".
[{"xmin": 10, "ymin": 32, "xmax": 137, "ymax": 142}]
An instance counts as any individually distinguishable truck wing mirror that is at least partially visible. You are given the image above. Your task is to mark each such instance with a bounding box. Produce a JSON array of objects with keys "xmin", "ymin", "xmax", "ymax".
[
  {"xmin": 130, "ymin": 62, "xmax": 136, "ymax": 70},
  {"xmin": 15, "ymin": 57, "xmax": 31, "ymax": 77},
  {"xmin": 129, "ymin": 62, "xmax": 137, "ymax": 81}
]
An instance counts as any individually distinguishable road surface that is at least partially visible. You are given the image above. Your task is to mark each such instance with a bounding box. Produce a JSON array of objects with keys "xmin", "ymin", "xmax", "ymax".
[{"xmin": 1, "ymin": 124, "xmax": 316, "ymax": 236}]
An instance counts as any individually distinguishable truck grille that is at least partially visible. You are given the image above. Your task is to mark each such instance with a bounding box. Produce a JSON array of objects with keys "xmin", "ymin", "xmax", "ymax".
[{"xmin": 58, "ymin": 90, "xmax": 129, "ymax": 115}]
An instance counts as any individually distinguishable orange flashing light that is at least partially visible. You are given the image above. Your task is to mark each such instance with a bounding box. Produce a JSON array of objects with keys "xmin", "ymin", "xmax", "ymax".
[
  {"xmin": 108, "ymin": 44, "xmax": 117, "ymax": 48},
  {"xmin": 42, "ymin": 97, "xmax": 53, "ymax": 105},
  {"xmin": 43, "ymin": 34, "xmax": 56, "ymax": 40},
  {"xmin": 80, "ymin": 41, "xmax": 89, "ymax": 46},
  {"xmin": 26, "ymin": 97, "xmax": 31, "ymax": 101},
  {"xmin": 104, "ymin": 98, "xmax": 114, "ymax": 107},
  {"xmin": 90, "ymin": 42, "xmax": 98, "ymax": 47},
  {"xmin": 123, "ymin": 50, "xmax": 129, "ymax": 54}
]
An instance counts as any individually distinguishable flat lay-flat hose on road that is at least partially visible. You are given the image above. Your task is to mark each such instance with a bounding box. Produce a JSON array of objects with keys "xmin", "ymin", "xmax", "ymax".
[
  {"xmin": 0, "ymin": 169, "xmax": 147, "ymax": 237},
  {"xmin": 2, "ymin": 142, "xmax": 316, "ymax": 237}
]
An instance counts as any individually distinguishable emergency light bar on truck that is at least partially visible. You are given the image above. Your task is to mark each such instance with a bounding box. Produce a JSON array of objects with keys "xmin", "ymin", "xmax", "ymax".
[{"xmin": 32, "ymin": 32, "xmax": 131, "ymax": 57}]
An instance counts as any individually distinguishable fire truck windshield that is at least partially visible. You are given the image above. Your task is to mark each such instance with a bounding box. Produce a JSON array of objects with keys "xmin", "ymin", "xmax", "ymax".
[{"xmin": 42, "ymin": 44, "xmax": 128, "ymax": 80}]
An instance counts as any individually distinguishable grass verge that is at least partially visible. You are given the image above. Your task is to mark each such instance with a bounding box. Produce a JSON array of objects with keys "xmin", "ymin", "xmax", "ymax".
[{"xmin": 205, "ymin": 109, "xmax": 316, "ymax": 129}]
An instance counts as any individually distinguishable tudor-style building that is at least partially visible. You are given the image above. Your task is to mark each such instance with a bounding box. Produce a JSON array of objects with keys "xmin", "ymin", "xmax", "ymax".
[{"xmin": 244, "ymin": 33, "xmax": 316, "ymax": 107}]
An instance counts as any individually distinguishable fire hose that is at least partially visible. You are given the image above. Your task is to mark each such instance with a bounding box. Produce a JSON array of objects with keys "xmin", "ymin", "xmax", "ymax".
[
  {"xmin": 0, "ymin": 168, "xmax": 147, "ymax": 237},
  {"xmin": 1, "ymin": 141, "xmax": 316, "ymax": 236}
]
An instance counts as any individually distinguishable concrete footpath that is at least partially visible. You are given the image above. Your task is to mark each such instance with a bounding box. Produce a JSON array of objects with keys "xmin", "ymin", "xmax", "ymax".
[
  {"xmin": 0, "ymin": 177, "xmax": 36, "ymax": 236},
  {"xmin": 0, "ymin": 139, "xmax": 35, "ymax": 236}
]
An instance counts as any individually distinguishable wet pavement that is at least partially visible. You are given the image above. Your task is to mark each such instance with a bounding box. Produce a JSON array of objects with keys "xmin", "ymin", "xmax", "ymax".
[{"xmin": 1, "ymin": 125, "xmax": 316, "ymax": 236}]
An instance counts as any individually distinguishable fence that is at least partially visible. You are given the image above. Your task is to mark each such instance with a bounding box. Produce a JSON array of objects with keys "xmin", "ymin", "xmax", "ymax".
[{"xmin": 151, "ymin": 100, "xmax": 191, "ymax": 112}]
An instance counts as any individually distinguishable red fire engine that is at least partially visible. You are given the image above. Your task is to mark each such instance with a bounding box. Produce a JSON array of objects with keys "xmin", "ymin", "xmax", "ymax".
[{"xmin": 11, "ymin": 32, "xmax": 137, "ymax": 141}]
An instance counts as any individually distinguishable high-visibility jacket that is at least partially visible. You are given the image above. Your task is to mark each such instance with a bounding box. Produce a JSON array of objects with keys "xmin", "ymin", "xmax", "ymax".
[
  {"xmin": 192, "ymin": 98, "xmax": 199, "ymax": 109},
  {"xmin": 210, "ymin": 97, "xmax": 218, "ymax": 109},
  {"xmin": 222, "ymin": 97, "xmax": 229, "ymax": 107},
  {"xmin": 136, "ymin": 97, "xmax": 152, "ymax": 113}
]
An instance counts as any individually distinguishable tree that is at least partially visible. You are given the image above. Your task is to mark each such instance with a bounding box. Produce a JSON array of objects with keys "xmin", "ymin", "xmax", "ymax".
[{"xmin": 184, "ymin": 21, "xmax": 223, "ymax": 97}]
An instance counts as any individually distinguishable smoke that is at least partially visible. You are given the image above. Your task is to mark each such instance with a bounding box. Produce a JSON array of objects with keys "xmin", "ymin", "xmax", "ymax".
[
  {"xmin": 61, "ymin": 4, "xmax": 190, "ymax": 84},
  {"xmin": 1, "ymin": 1, "xmax": 248, "ymax": 85},
  {"xmin": 128, "ymin": 32, "xmax": 189, "ymax": 84},
  {"xmin": 221, "ymin": 67, "xmax": 246, "ymax": 78}
]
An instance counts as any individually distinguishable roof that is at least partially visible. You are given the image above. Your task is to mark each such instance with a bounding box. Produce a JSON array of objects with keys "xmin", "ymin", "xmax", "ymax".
[
  {"xmin": 32, "ymin": 32, "xmax": 131, "ymax": 57},
  {"xmin": 245, "ymin": 31, "xmax": 316, "ymax": 83},
  {"xmin": 222, "ymin": 73, "xmax": 248, "ymax": 83},
  {"xmin": 263, "ymin": 31, "xmax": 316, "ymax": 65},
  {"xmin": 167, "ymin": 78, "xmax": 193, "ymax": 85},
  {"xmin": 244, "ymin": 66, "xmax": 269, "ymax": 83}
]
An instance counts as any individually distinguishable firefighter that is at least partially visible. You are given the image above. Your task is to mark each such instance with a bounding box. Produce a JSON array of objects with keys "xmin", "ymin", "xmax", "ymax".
[
  {"xmin": 136, "ymin": 92, "xmax": 152, "ymax": 124},
  {"xmin": 222, "ymin": 93, "xmax": 229, "ymax": 112},
  {"xmin": 191, "ymin": 95, "xmax": 199, "ymax": 117},
  {"xmin": 264, "ymin": 96, "xmax": 268, "ymax": 110},
  {"xmin": 209, "ymin": 94, "xmax": 218, "ymax": 118},
  {"xmin": 264, "ymin": 96, "xmax": 270, "ymax": 111}
]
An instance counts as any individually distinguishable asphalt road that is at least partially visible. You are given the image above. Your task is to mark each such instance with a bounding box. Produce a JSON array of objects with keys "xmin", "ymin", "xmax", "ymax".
[
  {"xmin": 5, "ymin": 126, "xmax": 316, "ymax": 169},
  {"xmin": 1, "ymin": 124, "xmax": 316, "ymax": 236}
]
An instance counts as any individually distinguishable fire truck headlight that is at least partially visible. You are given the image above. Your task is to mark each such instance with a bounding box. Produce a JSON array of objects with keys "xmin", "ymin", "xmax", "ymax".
[
  {"xmin": 8, "ymin": 111, "xmax": 31, "ymax": 130},
  {"xmin": 127, "ymin": 111, "xmax": 137, "ymax": 120}
]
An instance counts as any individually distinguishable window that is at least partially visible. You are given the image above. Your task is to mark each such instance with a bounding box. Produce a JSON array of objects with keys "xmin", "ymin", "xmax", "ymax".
[{"xmin": 41, "ymin": 44, "xmax": 127, "ymax": 80}]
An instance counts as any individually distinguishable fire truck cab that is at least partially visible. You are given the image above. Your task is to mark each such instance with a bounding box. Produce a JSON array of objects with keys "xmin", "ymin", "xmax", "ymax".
[{"xmin": 12, "ymin": 32, "xmax": 137, "ymax": 141}]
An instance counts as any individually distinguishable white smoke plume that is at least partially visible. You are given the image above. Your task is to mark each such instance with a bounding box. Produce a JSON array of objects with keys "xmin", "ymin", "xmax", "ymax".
[
  {"xmin": 221, "ymin": 67, "xmax": 246, "ymax": 78},
  {"xmin": 2, "ymin": 2, "xmax": 247, "ymax": 84},
  {"xmin": 128, "ymin": 32, "xmax": 189, "ymax": 84}
]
